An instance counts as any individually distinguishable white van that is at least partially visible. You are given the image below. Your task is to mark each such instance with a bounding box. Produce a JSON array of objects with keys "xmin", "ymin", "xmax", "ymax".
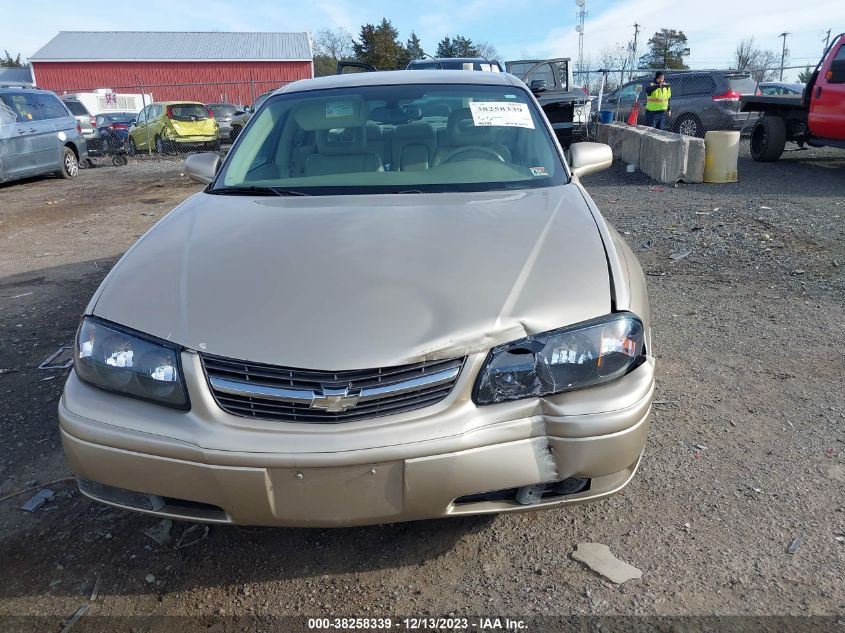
[{"xmin": 62, "ymin": 89, "xmax": 153, "ymax": 116}]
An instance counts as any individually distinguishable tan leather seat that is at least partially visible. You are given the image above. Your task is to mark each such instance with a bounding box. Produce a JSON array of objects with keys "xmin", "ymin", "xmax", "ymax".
[
  {"xmin": 304, "ymin": 127, "xmax": 384, "ymax": 176},
  {"xmin": 431, "ymin": 109, "xmax": 511, "ymax": 167},
  {"xmin": 392, "ymin": 122, "xmax": 436, "ymax": 171},
  {"xmin": 364, "ymin": 122, "xmax": 389, "ymax": 167}
]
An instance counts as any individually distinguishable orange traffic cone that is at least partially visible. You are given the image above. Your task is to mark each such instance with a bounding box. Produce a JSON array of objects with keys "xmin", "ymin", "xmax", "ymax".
[{"xmin": 627, "ymin": 102, "xmax": 639, "ymax": 126}]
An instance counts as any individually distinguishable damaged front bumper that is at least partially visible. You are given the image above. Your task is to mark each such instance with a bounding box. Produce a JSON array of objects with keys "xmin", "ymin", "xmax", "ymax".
[{"xmin": 58, "ymin": 352, "xmax": 654, "ymax": 527}]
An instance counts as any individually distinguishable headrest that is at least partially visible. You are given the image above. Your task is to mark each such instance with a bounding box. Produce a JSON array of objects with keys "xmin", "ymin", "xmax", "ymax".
[
  {"xmin": 446, "ymin": 108, "xmax": 496, "ymax": 145},
  {"xmin": 394, "ymin": 122, "xmax": 436, "ymax": 141},
  {"xmin": 369, "ymin": 105, "xmax": 422, "ymax": 125},
  {"xmin": 419, "ymin": 102, "xmax": 451, "ymax": 118},
  {"xmin": 293, "ymin": 96, "xmax": 367, "ymax": 130},
  {"xmin": 364, "ymin": 121, "xmax": 383, "ymax": 140},
  {"xmin": 316, "ymin": 127, "xmax": 367, "ymax": 155}
]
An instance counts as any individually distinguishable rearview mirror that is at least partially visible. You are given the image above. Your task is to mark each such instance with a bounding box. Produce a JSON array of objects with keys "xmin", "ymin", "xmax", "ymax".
[
  {"xmin": 185, "ymin": 152, "xmax": 222, "ymax": 185},
  {"xmin": 569, "ymin": 142, "xmax": 613, "ymax": 178}
]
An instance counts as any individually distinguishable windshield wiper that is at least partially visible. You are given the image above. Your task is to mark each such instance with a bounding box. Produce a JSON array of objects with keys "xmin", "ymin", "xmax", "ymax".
[{"xmin": 208, "ymin": 186, "xmax": 310, "ymax": 197}]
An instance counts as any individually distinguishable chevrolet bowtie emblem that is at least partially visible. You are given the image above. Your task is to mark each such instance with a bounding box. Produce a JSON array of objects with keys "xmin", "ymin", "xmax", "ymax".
[{"xmin": 310, "ymin": 387, "xmax": 361, "ymax": 412}]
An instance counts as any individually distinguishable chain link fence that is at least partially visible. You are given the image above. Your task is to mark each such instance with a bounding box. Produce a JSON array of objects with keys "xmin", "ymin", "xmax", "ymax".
[
  {"xmin": 57, "ymin": 79, "xmax": 295, "ymax": 160},
  {"xmin": 572, "ymin": 65, "xmax": 811, "ymax": 140}
]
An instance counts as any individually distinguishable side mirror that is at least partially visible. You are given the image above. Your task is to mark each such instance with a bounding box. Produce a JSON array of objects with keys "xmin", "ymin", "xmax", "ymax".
[
  {"xmin": 530, "ymin": 79, "xmax": 548, "ymax": 94},
  {"xmin": 569, "ymin": 142, "xmax": 613, "ymax": 178},
  {"xmin": 185, "ymin": 152, "xmax": 222, "ymax": 185},
  {"xmin": 828, "ymin": 58, "xmax": 845, "ymax": 84}
]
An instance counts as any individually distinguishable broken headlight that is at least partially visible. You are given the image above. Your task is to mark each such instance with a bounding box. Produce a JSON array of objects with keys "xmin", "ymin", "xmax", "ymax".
[
  {"xmin": 473, "ymin": 313, "xmax": 644, "ymax": 405},
  {"xmin": 73, "ymin": 317, "xmax": 189, "ymax": 409}
]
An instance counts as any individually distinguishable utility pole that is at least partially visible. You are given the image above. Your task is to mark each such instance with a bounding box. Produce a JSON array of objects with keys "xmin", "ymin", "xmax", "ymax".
[
  {"xmin": 778, "ymin": 32, "xmax": 789, "ymax": 81},
  {"xmin": 630, "ymin": 22, "xmax": 640, "ymax": 81},
  {"xmin": 823, "ymin": 29, "xmax": 832, "ymax": 54}
]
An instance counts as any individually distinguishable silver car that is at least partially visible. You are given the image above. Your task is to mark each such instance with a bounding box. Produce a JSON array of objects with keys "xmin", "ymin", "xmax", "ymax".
[
  {"xmin": 1, "ymin": 88, "xmax": 87, "ymax": 184},
  {"xmin": 60, "ymin": 70, "xmax": 653, "ymax": 527}
]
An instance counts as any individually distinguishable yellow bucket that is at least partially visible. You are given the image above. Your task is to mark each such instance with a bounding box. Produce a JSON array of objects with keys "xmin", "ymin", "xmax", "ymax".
[{"xmin": 704, "ymin": 131, "xmax": 740, "ymax": 183}]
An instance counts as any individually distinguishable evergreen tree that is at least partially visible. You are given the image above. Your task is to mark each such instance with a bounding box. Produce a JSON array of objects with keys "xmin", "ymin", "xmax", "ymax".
[
  {"xmin": 353, "ymin": 18, "xmax": 408, "ymax": 70},
  {"xmin": 639, "ymin": 29, "xmax": 690, "ymax": 69},
  {"xmin": 797, "ymin": 66, "xmax": 813, "ymax": 83},
  {"xmin": 1, "ymin": 50, "xmax": 26, "ymax": 68},
  {"xmin": 436, "ymin": 35, "xmax": 478, "ymax": 58},
  {"xmin": 436, "ymin": 36, "xmax": 454, "ymax": 58},
  {"xmin": 406, "ymin": 32, "xmax": 425, "ymax": 61}
]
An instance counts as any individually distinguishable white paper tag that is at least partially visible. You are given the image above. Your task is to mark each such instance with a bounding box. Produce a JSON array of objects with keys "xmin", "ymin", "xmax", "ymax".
[
  {"xmin": 326, "ymin": 101, "xmax": 354, "ymax": 118},
  {"xmin": 469, "ymin": 102, "xmax": 535, "ymax": 129}
]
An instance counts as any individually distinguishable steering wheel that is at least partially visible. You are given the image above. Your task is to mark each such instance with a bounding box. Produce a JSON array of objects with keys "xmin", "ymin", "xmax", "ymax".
[{"xmin": 440, "ymin": 146, "xmax": 506, "ymax": 165}]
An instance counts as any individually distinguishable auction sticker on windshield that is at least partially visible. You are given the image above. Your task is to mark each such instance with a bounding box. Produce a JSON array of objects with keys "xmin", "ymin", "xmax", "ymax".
[
  {"xmin": 469, "ymin": 102, "xmax": 535, "ymax": 129},
  {"xmin": 326, "ymin": 101, "xmax": 354, "ymax": 118}
]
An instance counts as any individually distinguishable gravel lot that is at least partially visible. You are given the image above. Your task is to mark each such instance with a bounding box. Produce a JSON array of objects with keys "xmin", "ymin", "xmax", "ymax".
[{"xmin": 0, "ymin": 146, "xmax": 843, "ymax": 631}]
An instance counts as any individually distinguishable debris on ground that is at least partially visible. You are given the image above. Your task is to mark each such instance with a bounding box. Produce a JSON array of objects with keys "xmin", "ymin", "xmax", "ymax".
[
  {"xmin": 835, "ymin": 536, "xmax": 845, "ymax": 544},
  {"xmin": 89, "ymin": 575, "xmax": 101, "ymax": 602},
  {"xmin": 38, "ymin": 346, "xmax": 74, "ymax": 370},
  {"xmin": 145, "ymin": 574, "xmax": 156, "ymax": 584},
  {"xmin": 59, "ymin": 604, "xmax": 89, "ymax": 633},
  {"xmin": 571, "ymin": 543, "xmax": 643, "ymax": 584},
  {"xmin": 175, "ymin": 523, "xmax": 210, "ymax": 549},
  {"xmin": 20, "ymin": 488, "xmax": 55, "ymax": 512},
  {"xmin": 670, "ymin": 251, "xmax": 691, "ymax": 261},
  {"xmin": 144, "ymin": 519, "xmax": 173, "ymax": 547},
  {"xmin": 787, "ymin": 538, "xmax": 801, "ymax": 554},
  {"xmin": 0, "ymin": 369, "xmax": 19, "ymax": 376}
]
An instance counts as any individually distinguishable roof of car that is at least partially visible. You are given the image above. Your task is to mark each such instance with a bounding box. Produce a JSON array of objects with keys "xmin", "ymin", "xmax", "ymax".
[{"xmin": 278, "ymin": 69, "xmax": 519, "ymax": 95}]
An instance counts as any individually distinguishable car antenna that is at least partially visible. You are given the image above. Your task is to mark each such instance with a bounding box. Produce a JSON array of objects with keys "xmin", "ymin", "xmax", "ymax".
[{"xmin": 420, "ymin": 51, "xmax": 443, "ymax": 69}]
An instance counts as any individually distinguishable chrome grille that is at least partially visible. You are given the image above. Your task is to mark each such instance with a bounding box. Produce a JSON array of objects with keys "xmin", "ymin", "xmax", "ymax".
[{"xmin": 201, "ymin": 354, "xmax": 465, "ymax": 423}]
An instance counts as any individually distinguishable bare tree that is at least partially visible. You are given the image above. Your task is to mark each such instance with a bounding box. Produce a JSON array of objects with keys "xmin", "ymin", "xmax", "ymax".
[
  {"xmin": 733, "ymin": 37, "xmax": 779, "ymax": 81},
  {"xmin": 314, "ymin": 28, "xmax": 355, "ymax": 59},
  {"xmin": 475, "ymin": 41, "xmax": 501, "ymax": 63},
  {"xmin": 313, "ymin": 28, "xmax": 356, "ymax": 76},
  {"xmin": 600, "ymin": 44, "xmax": 631, "ymax": 91}
]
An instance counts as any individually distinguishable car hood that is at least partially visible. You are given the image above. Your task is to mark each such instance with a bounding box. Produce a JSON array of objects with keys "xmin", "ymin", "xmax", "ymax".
[{"xmin": 91, "ymin": 186, "xmax": 611, "ymax": 369}]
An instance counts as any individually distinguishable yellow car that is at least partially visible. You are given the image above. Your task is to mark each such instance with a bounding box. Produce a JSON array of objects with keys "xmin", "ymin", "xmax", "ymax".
[{"xmin": 128, "ymin": 101, "xmax": 219, "ymax": 154}]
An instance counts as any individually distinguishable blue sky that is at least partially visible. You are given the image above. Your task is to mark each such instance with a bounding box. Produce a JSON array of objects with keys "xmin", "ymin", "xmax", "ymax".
[{"xmin": 5, "ymin": 0, "xmax": 844, "ymax": 78}]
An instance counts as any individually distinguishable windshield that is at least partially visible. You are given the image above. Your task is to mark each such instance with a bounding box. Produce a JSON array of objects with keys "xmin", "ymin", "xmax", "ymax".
[
  {"xmin": 63, "ymin": 101, "xmax": 88, "ymax": 116},
  {"xmin": 725, "ymin": 74, "xmax": 757, "ymax": 94},
  {"xmin": 210, "ymin": 104, "xmax": 237, "ymax": 117},
  {"xmin": 214, "ymin": 83, "xmax": 566, "ymax": 195},
  {"xmin": 409, "ymin": 60, "xmax": 501, "ymax": 71},
  {"xmin": 169, "ymin": 103, "xmax": 211, "ymax": 121},
  {"xmin": 105, "ymin": 112, "xmax": 136, "ymax": 123}
]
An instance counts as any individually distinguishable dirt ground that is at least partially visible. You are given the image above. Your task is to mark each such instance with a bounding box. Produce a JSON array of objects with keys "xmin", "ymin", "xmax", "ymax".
[{"xmin": 0, "ymin": 146, "xmax": 843, "ymax": 632}]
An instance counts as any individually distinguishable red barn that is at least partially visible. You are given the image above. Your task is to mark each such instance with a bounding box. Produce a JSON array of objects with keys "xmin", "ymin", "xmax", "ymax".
[{"xmin": 29, "ymin": 31, "xmax": 313, "ymax": 105}]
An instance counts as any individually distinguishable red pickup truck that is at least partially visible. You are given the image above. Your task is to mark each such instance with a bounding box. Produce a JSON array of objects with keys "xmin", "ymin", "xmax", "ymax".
[{"xmin": 741, "ymin": 33, "xmax": 845, "ymax": 161}]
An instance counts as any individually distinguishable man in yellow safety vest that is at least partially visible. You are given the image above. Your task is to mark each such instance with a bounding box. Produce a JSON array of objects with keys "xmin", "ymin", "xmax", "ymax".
[{"xmin": 640, "ymin": 71, "xmax": 672, "ymax": 130}]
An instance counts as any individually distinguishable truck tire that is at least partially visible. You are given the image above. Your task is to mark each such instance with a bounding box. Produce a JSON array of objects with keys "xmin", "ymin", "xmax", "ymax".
[{"xmin": 750, "ymin": 115, "xmax": 787, "ymax": 162}]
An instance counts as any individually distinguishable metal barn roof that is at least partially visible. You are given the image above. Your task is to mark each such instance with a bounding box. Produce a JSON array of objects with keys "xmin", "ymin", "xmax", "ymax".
[{"xmin": 30, "ymin": 31, "xmax": 313, "ymax": 62}]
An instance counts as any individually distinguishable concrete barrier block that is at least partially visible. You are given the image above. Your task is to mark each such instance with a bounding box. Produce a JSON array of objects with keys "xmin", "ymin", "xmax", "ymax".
[
  {"xmin": 638, "ymin": 130, "xmax": 705, "ymax": 184},
  {"xmin": 605, "ymin": 122, "xmax": 629, "ymax": 156},
  {"xmin": 620, "ymin": 126, "xmax": 646, "ymax": 166}
]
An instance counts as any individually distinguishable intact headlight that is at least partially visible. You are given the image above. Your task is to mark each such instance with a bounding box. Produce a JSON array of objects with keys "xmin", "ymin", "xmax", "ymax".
[
  {"xmin": 74, "ymin": 317, "xmax": 189, "ymax": 409},
  {"xmin": 473, "ymin": 313, "xmax": 645, "ymax": 406}
]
